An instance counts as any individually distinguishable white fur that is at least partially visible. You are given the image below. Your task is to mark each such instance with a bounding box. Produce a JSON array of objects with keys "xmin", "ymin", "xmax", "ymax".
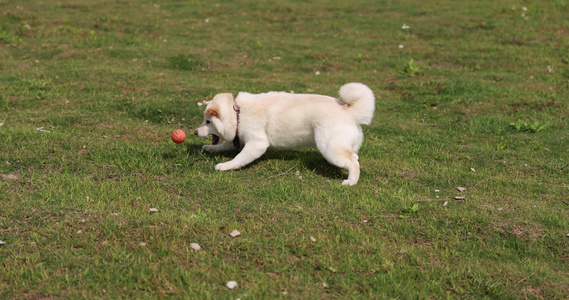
[{"xmin": 194, "ymin": 83, "xmax": 375, "ymax": 186}]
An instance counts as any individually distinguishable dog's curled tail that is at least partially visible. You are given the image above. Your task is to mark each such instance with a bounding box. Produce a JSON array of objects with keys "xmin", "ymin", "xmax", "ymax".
[{"xmin": 339, "ymin": 82, "xmax": 375, "ymax": 125}]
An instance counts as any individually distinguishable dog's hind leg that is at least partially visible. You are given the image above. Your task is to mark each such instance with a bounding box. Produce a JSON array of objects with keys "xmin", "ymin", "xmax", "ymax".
[
  {"xmin": 342, "ymin": 151, "xmax": 360, "ymax": 186},
  {"xmin": 315, "ymin": 125, "xmax": 363, "ymax": 186},
  {"xmin": 215, "ymin": 141, "xmax": 269, "ymax": 171},
  {"xmin": 317, "ymin": 143, "xmax": 361, "ymax": 186},
  {"xmin": 330, "ymin": 150, "xmax": 360, "ymax": 186}
]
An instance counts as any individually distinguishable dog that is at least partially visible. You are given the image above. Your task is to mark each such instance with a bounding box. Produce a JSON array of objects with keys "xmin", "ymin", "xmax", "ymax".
[{"xmin": 194, "ymin": 83, "xmax": 375, "ymax": 186}]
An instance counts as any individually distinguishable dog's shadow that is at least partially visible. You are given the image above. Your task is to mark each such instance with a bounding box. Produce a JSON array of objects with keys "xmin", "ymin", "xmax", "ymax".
[
  {"xmin": 264, "ymin": 149, "xmax": 345, "ymax": 180},
  {"xmin": 187, "ymin": 144, "xmax": 345, "ymax": 181}
]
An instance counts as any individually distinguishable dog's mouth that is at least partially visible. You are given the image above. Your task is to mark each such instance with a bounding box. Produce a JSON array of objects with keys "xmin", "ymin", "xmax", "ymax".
[{"xmin": 212, "ymin": 135, "xmax": 220, "ymax": 145}]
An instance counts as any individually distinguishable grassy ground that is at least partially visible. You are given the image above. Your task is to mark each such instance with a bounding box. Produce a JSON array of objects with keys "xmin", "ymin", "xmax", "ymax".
[{"xmin": 1, "ymin": 0, "xmax": 568, "ymax": 298}]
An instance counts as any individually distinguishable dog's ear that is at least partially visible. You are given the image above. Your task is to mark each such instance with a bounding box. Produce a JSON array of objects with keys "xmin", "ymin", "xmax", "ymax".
[
  {"xmin": 205, "ymin": 107, "xmax": 220, "ymax": 118},
  {"xmin": 212, "ymin": 93, "xmax": 234, "ymax": 106},
  {"xmin": 205, "ymin": 93, "xmax": 233, "ymax": 120}
]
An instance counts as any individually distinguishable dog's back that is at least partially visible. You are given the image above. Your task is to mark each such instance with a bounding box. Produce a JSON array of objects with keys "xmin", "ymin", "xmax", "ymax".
[{"xmin": 235, "ymin": 92, "xmax": 341, "ymax": 149}]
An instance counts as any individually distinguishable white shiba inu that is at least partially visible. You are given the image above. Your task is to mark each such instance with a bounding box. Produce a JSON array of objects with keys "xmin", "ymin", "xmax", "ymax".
[{"xmin": 194, "ymin": 83, "xmax": 375, "ymax": 186}]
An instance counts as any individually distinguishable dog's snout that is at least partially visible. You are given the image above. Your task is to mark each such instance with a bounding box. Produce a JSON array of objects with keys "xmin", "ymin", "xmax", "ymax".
[{"xmin": 194, "ymin": 130, "xmax": 198, "ymax": 136}]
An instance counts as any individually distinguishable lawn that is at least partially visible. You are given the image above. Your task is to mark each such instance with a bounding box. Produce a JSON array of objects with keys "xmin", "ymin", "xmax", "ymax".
[{"xmin": 1, "ymin": 0, "xmax": 568, "ymax": 298}]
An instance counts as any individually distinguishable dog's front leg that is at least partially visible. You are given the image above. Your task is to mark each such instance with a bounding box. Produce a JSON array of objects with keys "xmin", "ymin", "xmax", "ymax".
[
  {"xmin": 215, "ymin": 141, "xmax": 268, "ymax": 171},
  {"xmin": 203, "ymin": 141, "xmax": 235, "ymax": 152}
]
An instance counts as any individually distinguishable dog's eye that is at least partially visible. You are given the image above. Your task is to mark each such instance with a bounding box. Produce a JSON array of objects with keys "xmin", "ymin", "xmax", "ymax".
[{"xmin": 206, "ymin": 120, "xmax": 211, "ymax": 124}]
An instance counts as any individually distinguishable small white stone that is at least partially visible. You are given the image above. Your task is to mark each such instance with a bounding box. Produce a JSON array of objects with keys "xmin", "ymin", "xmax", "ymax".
[
  {"xmin": 190, "ymin": 243, "xmax": 201, "ymax": 251},
  {"xmin": 442, "ymin": 201, "xmax": 448, "ymax": 207},
  {"xmin": 226, "ymin": 280, "xmax": 238, "ymax": 289},
  {"xmin": 197, "ymin": 102, "xmax": 203, "ymax": 106},
  {"xmin": 310, "ymin": 236, "xmax": 316, "ymax": 242},
  {"xmin": 454, "ymin": 196, "xmax": 465, "ymax": 200},
  {"xmin": 470, "ymin": 168, "xmax": 476, "ymax": 172},
  {"xmin": 398, "ymin": 44, "xmax": 404, "ymax": 49},
  {"xmin": 77, "ymin": 230, "xmax": 83, "ymax": 234},
  {"xmin": 322, "ymin": 282, "xmax": 328, "ymax": 288},
  {"xmin": 205, "ymin": 18, "xmax": 210, "ymax": 23},
  {"xmin": 457, "ymin": 187, "xmax": 466, "ymax": 192},
  {"xmin": 315, "ymin": 71, "xmax": 320, "ymax": 75},
  {"xmin": 230, "ymin": 230, "xmax": 241, "ymax": 237},
  {"xmin": 0, "ymin": 240, "xmax": 6, "ymax": 245},
  {"xmin": 140, "ymin": 242, "xmax": 147, "ymax": 246},
  {"xmin": 149, "ymin": 208, "xmax": 158, "ymax": 212},
  {"xmin": 0, "ymin": 123, "xmax": 3, "ymax": 127},
  {"xmin": 434, "ymin": 189, "xmax": 440, "ymax": 193}
]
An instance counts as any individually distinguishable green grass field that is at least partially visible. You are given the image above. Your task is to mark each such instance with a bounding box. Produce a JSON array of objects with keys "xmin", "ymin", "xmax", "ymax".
[{"xmin": 1, "ymin": 0, "xmax": 568, "ymax": 298}]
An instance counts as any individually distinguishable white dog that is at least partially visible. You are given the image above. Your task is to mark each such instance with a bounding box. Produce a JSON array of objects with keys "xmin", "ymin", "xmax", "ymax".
[{"xmin": 194, "ymin": 83, "xmax": 375, "ymax": 186}]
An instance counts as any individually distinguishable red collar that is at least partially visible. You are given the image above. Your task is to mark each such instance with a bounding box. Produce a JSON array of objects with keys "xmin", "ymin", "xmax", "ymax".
[{"xmin": 233, "ymin": 102, "xmax": 240, "ymax": 149}]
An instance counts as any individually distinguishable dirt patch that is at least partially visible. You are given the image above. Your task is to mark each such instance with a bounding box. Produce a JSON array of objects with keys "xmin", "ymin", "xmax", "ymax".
[
  {"xmin": 493, "ymin": 222, "xmax": 545, "ymax": 242},
  {"xmin": 1, "ymin": 172, "xmax": 20, "ymax": 181}
]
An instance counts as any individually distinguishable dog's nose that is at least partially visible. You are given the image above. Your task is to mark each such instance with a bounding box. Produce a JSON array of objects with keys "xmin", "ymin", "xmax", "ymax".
[{"xmin": 194, "ymin": 130, "xmax": 198, "ymax": 136}]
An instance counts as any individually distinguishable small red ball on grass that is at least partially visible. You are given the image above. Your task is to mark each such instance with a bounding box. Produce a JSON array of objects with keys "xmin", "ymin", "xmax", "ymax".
[{"xmin": 171, "ymin": 130, "xmax": 186, "ymax": 143}]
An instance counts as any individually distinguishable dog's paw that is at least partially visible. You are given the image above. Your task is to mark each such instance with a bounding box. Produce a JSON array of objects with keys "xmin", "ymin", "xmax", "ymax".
[
  {"xmin": 342, "ymin": 179, "xmax": 357, "ymax": 186},
  {"xmin": 203, "ymin": 144, "xmax": 218, "ymax": 152},
  {"xmin": 215, "ymin": 162, "xmax": 236, "ymax": 171}
]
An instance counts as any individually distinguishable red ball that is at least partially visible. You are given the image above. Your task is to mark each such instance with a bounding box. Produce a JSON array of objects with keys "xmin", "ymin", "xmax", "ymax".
[{"xmin": 171, "ymin": 130, "xmax": 186, "ymax": 144}]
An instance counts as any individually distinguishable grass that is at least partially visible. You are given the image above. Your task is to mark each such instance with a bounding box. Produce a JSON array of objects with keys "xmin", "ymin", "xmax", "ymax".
[{"xmin": 1, "ymin": 0, "xmax": 568, "ymax": 298}]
